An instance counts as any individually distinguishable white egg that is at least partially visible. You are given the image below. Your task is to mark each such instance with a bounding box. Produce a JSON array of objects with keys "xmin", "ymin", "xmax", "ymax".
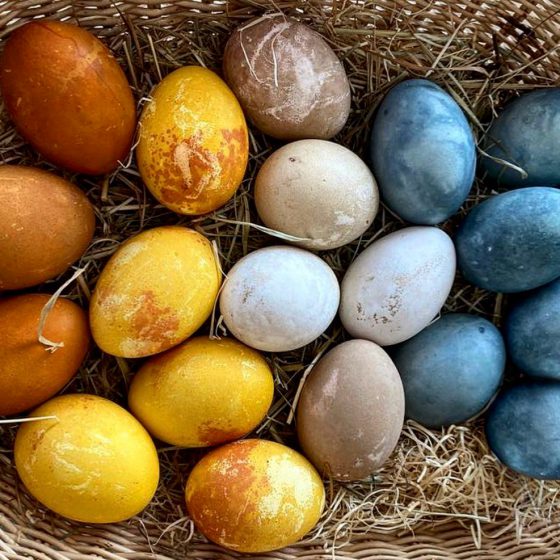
[
  {"xmin": 220, "ymin": 246, "xmax": 340, "ymax": 352},
  {"xmin": 339, "ymin": 227, "xmax": 456, "ymax": 345}
]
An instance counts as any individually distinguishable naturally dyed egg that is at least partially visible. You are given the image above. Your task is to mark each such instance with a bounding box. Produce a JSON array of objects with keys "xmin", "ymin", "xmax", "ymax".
[
  {"xmin": 90, "ymin": 226, "xmax": 220, "ymax": 358},
  {"xmin": 137, "ymin": 66, "xmax": 248, "ymax": 215},
  {"xmin": 128, "ymin": 337, "xmax": 274, "ymax": 447},
  {"xmin": 456, "ymin": 187, "xmax": 560, "ymax": 293},
  {"xmin": 15, "ymin": 394, "xmax": 159, "ymax": 523},
  {"xmin": 297, "ymin": 340, "xmax": 404, "ymax": 481},
  {"xmin": 339, "ymin": 227, "xmax": 456, "ymax": 346},
  {"xmin": 369, "ymin": 79, "xmax": 475, "ymax": 225},
  {"xmin": 255, "ymin": 140, "xmax": 379, "ymax": 250},
  {"xmin": 0, "ymin": 294, "xmax": 89, "ymax": 416},
  {"xmin": 0, "ymin": 21, "xmax": 135, "ymax": 175},
  {"xmin": 486, "ymin": 381, "xmax": 560, "ymax": 479},
  {"xmin": 223, "ymin": 16, "xmax": 351, "ymax": 140},
  {"xmin": 392, "ymin": 313, "xmax": 505, "ymax": 428},
  {"xmin": 505, "ymin": 278, "xmax": 560, "ymax": 380},
  {"xmin": 185, "ymin": 439, "xmax": 325, "ymax": 552},
  {"xmin": 219, "ymin": 246, "xmax": 339, "ymax": 352},
  {"xmin": 481, "ymin": 89, "xmax": 560, "ymax": 186},
  {"xmin": 0, "ymin": 165, "xmax": 95, "ymax": 290}
]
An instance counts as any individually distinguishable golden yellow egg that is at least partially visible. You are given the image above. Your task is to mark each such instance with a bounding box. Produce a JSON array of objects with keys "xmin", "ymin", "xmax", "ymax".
[
  {"xmin": 185, "ymin": 439, "xmax": 325, "ymax": 553},
  {"xmin": 137, "ymin": 66, "xmax": 248, "ymax": 215},
  {"xmin": 14, "ymin": 394, "xmax": 159, "ymax": 524},
  {"xmin": 90, "ymin": 226, "xmax": 221, "ymax": 358},
  {"xmin": 128, "ymin": 337, "xmax": 274, "ymax": 447}
]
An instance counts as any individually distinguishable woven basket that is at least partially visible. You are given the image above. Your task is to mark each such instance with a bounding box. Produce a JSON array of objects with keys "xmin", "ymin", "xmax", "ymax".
[{"xmin": 2, "ymin": 0, "xmax": 560, "ymax": 558}]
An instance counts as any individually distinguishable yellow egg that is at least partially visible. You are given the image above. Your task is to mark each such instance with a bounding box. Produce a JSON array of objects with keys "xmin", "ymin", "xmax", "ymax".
[
  {"xmin": 185, "ymin": 439, "xmax": 325, "ymax": 553},
  {"xmin": 137, "ymin": 66, "xmax": 248, "ymax": 215},
  {"xmin": 14, "ymin": 394, "xmax": 159, "ymax": 524},
  {"xmin": 90, "ymin": 226, "xmax": 221, "ymax": 358},
  {"xmin": 128, "ymin": 337, "xmax": 274, "ymax": 447}
]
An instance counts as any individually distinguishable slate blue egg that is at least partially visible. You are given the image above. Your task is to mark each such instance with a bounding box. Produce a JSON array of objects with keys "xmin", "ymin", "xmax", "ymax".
[
  {"xmin": 505, "ymin": 278, "xmax": 560, "ymax": 380},
  {"xmin": 486, "ymin": 380, "xmax": 560, "ymax": 479},
  {"xmin": 369, "ymin": 79, "xmax": 475, "ymax": 225},
  {"xmin": 391, "ymin": 313, "xmax": 505, "ymax": 428},
  {"xmin": 481, "ymin": 89, "xmax": 560, "ymax": 187},
  {"xmin": 455, "ymin": 187, "xmax": 560, "ymax": 293}
]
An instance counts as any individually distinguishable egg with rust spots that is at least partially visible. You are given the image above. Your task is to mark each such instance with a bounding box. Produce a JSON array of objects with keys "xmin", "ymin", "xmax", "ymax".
[
  {"xmin": 185, "ymin": 439, "xmax": 325, "ymax": 553},
  {"xmin": 14, "ymin": 394, "xmax": 159, "ymax": 523},
  {"xmin": 128, "ymin": 337, "xmax": 274, "ymax": 447},
  {"xmin": 136, "ymin": 66, "xmax": 248, "ymax": 215},
  {"xmin": 90, "ymin": 226, "xmax": 221, "ymax": 358}
]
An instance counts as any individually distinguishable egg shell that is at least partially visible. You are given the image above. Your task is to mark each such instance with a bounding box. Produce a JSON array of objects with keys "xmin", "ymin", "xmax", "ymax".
[
  {"xmin": 481, "ymin": 89, "xmax": 560, "ymax": 187},
  {"xmin": 128, "ymin": 337, "xmax": 274, "ymax": 447},
  {"xmin": 0, "ymin": 294, "xmax": 89, "ymax": 416},
  {"xmin": 486, "ymin": 381, "xmax": 560, "ymax": 479},
  {"xmin": 0, "ymin": 165, "xmax": 95, "ymax": 290},
  {"xmin": 455, "ymin": 187, "xmax": 560, "ymax": 293},
  {"xmin": 185, "ymin": 439, "xmax": 325, "ymax": 552},
  {"xmin": 223, "ymin": 16, "xmax": 350, "ymax": 140},
  {"xmin": 14, "ymin": 394, "xmax": 159, "ymax": 523},
  {"xmin": 391, "ymin": 313, "xmax": 505, "ymax": 428},
  {"xmin": 136, "ymin": 66, "xmax": 248, "ymax": 215},
  {"xmin": 296, "ymin": 340, "xmax": 404, "ymax": 481},
  {"xmin": 339, "ymin": 227, "xmax": 456, "ymax": 346},
  {"xmin": 0, "ymin": 21, "xmax": 135, "ymax": 175},
  {"xmin": 90, "ymin": 226, "xmax": 221, "ymax": 358},
  {"xmin": 255, "ymin": 140, "xmax": 379, "ymax": 250},
  {"xmin": 219, "ymin": 246, "xmax": 340, "ymax": 352},
  {"xmin": 505, "ymin": 278, "xmax": 560, "ymax": 380}
]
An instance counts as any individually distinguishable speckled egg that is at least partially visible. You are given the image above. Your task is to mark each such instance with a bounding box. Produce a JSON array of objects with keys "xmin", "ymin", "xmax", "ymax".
[
  {"xmin": 255, "ymin": 140, "xmax": 378, "ymax": 250},
  {"xmin": 90, "ymin": 226, "xmax": 221, "ymax": 358},
  {"xmin": 297, "ymin": 340, "xmax": 404, "ymax": 481},
  {"xmin": 185, "ymin": 439, "xmax": 325, "ymax": 552}
]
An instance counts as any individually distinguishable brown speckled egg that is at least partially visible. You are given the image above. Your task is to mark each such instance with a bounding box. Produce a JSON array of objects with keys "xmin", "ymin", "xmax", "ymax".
[{"xmin": 296, "ymin": 339, "xmax": 404, "ymax": 481}]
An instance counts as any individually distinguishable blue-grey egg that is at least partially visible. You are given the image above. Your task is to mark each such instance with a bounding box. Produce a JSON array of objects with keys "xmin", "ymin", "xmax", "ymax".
[
  {"xmin": 391, "ymin": 313, "xmax": 505, "ymax": 428},
  {"xmin": 480, "ymin": 89, "xmax": 560, "ymax": 187},
  {"xmin": 505, "ymin": 278, "xmax": 560, "ymax": 380},
  {"xmin": 455, "ymin": 187, "xmax": 560, "ymax": 293},
  {"xmin": 486, "ymin": 380, "xmax": 560, "ymax": 479},
  {"xmin": 369, "ymin": 79, "xmax": 475, "ymax": 225}
]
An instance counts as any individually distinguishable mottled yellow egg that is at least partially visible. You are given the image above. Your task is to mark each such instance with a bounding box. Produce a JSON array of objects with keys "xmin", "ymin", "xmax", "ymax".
[
  {"xmin": 14, "ymin": 394, "xmax": 159, "ymax": 524},
  {"xmin": 129, "ymin": 337, "xmax": 274, "ymax": 447},
  {"xmin": 185, "ymin": 439, "xmax": 325, "ymax": 553},
  {"xmin": 90, "ymin": 226, "xmax": 221, "ymax": 358},
  {"xmin": 137, "ymin": 66, "xmax": 248, "ymax": 215}
]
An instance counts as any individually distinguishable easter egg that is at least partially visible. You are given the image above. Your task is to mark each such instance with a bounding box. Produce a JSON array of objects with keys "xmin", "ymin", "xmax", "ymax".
[
  {"xmin": 0, "ymin": 294, "xmax": 89, "ymax": 416},
  {"xmin": 369, "ymin": 79, "xmax": 475, "ymax": 225},
  {"xmin": 223, "ymin": 16, "xmax": 350, "ymax": 140},
  {"xmin": 486, "ymin": 381, "xmax": 560, "ymax": 479},
  {"xmin": 0, "ymin": 165, "xmax": 95, "ymax": 290},
  {"xmin": 128, "ymin": 337, "xmax": 274, "ymax": 447},
  {"xmin": 296, "ymin": 340, "xmax": 404, "ymax": 481},
  {"xmin": 185, "ymin": 439, "xmax": 325, "ymax": 552},
  {"xmin": 0, "ymin": 21, "xmax": 135, "ymax": 174},
  {"xmin": 90, "ymin": 226, "xmax": 220, "ymax": 358},
  {"xmin": 339, "ymin": 227, "xmax": 456, "ymax": 346},
  {"xmin": 14, "ymin": 394, "xmax": 159, "ymax": 522},
  {"xmin": 481, "ymin": 89, "xmax": 560, "ymax": 187},
  {"xmin": 137, "ymin": 66, "xmax": 248, "ymax": 215},
  {"xmin": 505, "ymin": 278, "xmax": 560, "ymax": 380},
  {"xmin": 219, "ymin": 246, "xmax": 339, "ymax": 352},
  {"xmin": 255, "ymin": 140, "xmax": 378, "ymax": 250},
  {"xmin": 456, "ymin": 187, "xmax": 560, "ymax": 293},
  {"xmin": 392, "ymin": 313, "xmax": 505, "ymax": 427}
]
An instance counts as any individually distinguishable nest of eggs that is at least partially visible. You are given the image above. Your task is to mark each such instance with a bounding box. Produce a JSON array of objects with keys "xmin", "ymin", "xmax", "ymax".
[{"xmin": 2, "ymin": 0, "xmax": 560, "ymax": 556}]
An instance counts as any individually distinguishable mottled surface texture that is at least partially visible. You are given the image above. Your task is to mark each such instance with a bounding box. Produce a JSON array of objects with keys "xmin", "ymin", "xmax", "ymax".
[
  {"xmin": 391, "ymin": 313, "xmax": 505, "ymax": 428},
  {"xmin": 455, "ymin": 187, "xmax": 560, "ymax": 293},
  {"xmin": 369, "ymin": 79, "xmax": 475, "ymax": 224}
]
